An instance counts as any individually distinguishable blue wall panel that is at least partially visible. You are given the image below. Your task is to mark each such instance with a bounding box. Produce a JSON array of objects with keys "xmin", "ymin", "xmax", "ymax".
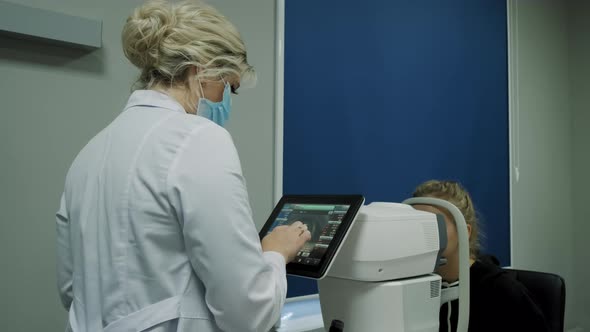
[{"xmin": 284, "ymin": 0, "xmax": 509, "ymax": 297}]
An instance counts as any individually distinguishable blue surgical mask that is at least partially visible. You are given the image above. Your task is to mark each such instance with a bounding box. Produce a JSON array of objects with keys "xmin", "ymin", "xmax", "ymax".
[{"xmin": 196, "ymin": 82, "xmax": 232, "ymax": 127}]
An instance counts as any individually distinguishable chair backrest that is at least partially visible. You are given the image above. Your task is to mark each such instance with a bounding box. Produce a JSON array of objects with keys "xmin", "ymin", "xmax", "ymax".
[{"xmin": 503, "ymin": 268, "xmax": 566, "ymax": 332}]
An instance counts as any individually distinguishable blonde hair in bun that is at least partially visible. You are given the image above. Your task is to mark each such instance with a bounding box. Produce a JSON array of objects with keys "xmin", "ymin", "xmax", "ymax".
[{"xmin": 122, "ymin": 0, "xmax": 254, "ymax": 89}]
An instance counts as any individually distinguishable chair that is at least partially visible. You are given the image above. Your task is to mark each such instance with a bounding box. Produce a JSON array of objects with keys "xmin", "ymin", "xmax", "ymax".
[{"xmin": 503, "ymin": 268, "xmax": 566, "ymax": 332}]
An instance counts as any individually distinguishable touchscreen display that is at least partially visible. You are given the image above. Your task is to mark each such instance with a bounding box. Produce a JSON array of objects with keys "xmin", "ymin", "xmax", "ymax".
[{"xmin": 265, "ymin": 203, "xmax": 351, "ymax": 266}]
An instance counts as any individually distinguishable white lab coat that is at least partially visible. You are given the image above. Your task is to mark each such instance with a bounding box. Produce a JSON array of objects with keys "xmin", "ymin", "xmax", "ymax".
[{"xmin": 56, "ymin": 90, "xmax": 286, "ymax": 332}]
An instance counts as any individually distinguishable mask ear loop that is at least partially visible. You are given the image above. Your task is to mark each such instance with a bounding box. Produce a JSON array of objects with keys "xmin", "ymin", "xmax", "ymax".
[
  {"xmin": 221, "ymin": 77, "xmax": 230, "ymax": 90},
  {"xmin": 197, "ymin": 77, "xmax": 205, "ymax": 99},
  {"xmin": 192, "ymin": 76, "xmax": 205, "ymax": 115}
]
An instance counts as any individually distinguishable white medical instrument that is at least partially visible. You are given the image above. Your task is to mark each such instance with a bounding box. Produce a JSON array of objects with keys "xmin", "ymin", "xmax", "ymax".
[{"xmin": 266, "ymin": 196, "xmax": 471, "ymax": 332}]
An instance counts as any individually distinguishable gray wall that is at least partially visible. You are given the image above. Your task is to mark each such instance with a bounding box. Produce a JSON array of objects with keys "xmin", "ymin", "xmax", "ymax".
[
  {"xmin": 508, "ymin": 0, "xmax": 578, "ymax": 329},
  {"xmin": 0, "ymin": 0, "xmax": 276, "ymax": 330},
  {"xmin": 510, "ymin": 0, "xmax": 590, "ymax": 330},
  {"xmin": 570, "ymin": 0, "xmax": 590, "ymax": 330}
]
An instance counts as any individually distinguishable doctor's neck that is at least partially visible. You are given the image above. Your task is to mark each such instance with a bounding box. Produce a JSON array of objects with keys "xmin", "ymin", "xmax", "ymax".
[{"xmin": 155, "ymin": 84, "xmax": 198, "ymax": 114}]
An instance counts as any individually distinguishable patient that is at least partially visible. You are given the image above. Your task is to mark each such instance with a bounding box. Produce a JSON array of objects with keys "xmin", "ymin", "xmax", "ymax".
[{"xmin": 412, "ymin": 180, "xmax": 549, "ymax": 332}]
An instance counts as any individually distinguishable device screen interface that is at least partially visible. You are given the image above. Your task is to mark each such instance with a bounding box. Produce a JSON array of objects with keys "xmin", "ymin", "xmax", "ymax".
[{"xmin": 267, "ymin": 203, "xmax": 351, "ymax": 266}]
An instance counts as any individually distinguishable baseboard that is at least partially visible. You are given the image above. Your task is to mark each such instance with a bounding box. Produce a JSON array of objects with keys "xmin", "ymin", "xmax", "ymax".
[{"xmin": 567, "ymin": 327, "xmax": 584, "ymax": 332}]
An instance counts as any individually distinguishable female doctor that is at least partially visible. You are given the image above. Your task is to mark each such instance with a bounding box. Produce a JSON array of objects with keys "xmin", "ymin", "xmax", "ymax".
[{"xmin": 55, "ymin": 1, "xmax": 311, "ymax": 331}]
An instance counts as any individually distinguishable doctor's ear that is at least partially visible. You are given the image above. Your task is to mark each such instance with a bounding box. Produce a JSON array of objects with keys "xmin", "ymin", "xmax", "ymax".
[
  {"xmin": 187, "ymin": 66, "xmax": 202, "ymax": 83},
  {"xmin": 467, "ymin": 224, "xmax": 472, "ymax": 239}
]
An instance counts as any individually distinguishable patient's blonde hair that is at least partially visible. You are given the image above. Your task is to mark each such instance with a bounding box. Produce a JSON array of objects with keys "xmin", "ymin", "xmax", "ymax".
[
  {"xmin": 413, "ymin": 180, "xmax": 481, "ymax": 259},
  {"xmin": 122, "ymin": 0, "xmax": 254, "ymax": 89}
]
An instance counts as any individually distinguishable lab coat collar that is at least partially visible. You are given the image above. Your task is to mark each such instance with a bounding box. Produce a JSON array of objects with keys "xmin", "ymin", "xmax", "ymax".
[{"xmin": 124, "ymin": 89, "xmax": 187, "ymax": 114}]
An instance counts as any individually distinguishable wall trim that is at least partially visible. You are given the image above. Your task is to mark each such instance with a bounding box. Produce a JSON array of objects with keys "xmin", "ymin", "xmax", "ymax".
[
  {"xmin": 273, "ymin": 0, "xmax": 285, "ymax": 204},
  {"xmin": 506, "ymin": 0, "xmax": 519, "ymax": 266}
]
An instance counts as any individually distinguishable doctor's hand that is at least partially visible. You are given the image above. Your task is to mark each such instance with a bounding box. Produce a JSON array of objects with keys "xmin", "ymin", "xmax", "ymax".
[{"xmin": 262, "ymin": 221, "xmax": 311, "ymax": 263}]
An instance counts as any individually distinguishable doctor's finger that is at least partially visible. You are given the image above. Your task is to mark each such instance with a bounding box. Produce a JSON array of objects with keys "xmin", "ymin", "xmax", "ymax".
[
  {"xmin": 298, "ymin": 230, "xmax": 311, "ymax": 245},
  {"xmin": 289, "ymin": 221, "xmax": 303, "ymax": 228},
  {"xmin": 271, "ymin": 225, "xmax": 288, "ymax": 232}
]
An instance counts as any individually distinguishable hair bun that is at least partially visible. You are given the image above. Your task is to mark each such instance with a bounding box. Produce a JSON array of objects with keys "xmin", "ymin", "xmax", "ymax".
[{"xmin": 122, "ymin": 1, "xmax": 176, "ymax": 70}]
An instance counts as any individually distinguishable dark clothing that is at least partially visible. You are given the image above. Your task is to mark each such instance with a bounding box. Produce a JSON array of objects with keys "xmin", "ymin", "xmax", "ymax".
[{"xmin": 439, "ymin": 256, "xmax": 550, "ymax": 332}]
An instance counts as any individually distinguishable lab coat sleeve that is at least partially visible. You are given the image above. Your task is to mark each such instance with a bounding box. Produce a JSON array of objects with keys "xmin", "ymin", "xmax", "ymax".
[
  {"xmin": 167, "ymin": 125, "xmax": 287, "ymax": 332},
  {"xmin": 56, "ymin": 193, "xmax": 73, "ymax": 310}
]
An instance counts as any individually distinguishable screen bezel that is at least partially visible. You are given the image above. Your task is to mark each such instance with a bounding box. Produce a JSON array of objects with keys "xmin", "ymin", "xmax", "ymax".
[{"xmin": 259, "ymin": 194, "xmax": 365, "ymax": 279}]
